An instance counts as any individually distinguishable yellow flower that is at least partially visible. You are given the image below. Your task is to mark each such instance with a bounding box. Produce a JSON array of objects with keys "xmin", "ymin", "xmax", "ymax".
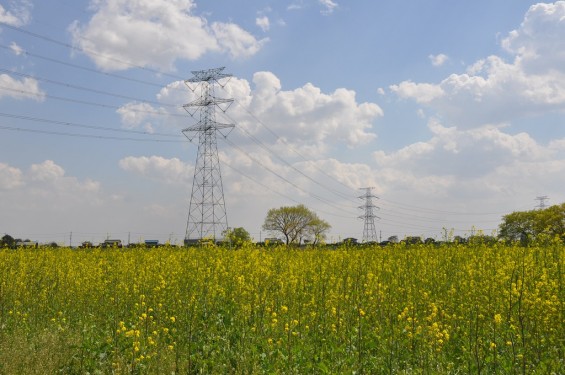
[{"xmin": 494, "ymin": 313, "xmax": 502, "ymax": 325}]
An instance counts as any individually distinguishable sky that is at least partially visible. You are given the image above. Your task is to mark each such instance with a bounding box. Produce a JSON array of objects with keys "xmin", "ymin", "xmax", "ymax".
[{"xmin": 1, "ymin": 0, "xmax": 565, "ymax": 245}]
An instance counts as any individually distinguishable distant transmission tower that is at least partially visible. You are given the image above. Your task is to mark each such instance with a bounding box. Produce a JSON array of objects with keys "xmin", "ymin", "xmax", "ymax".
[
  {"xmin": 182, "ymin": 67, "xmax": 234, "ymax": 242},
  {"xmin": 535, "ymin": 195, "xmax": 549, "ymax": 210},
  {"xmin": 359, "ymin": 187, "xmax": 379, "ymax": 242}
]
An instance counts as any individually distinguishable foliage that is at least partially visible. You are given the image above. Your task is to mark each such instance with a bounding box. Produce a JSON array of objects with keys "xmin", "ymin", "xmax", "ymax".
[
  {"xmin": 1, "ymin": 234, "xmax": 15, "ymax": 248},
  {"xmin": 499, "ymin": 203, "xmax": 565, "ymax": 244},
  {"xmin": 223, "ymin": 227, "xmax": 251, "ymax": 248},
  {"xmin": 0, "ymin": 243, "xmax": 563, "ymax": 373},
  {"xmin": 262, "ymin": 204, "xmax": 331, "ymax": 245}
]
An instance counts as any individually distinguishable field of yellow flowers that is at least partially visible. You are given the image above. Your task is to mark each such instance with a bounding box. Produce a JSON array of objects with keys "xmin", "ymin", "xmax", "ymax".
[{"xmin": 0, "ymin": 241, "xmax": 563, "ymax": 374}]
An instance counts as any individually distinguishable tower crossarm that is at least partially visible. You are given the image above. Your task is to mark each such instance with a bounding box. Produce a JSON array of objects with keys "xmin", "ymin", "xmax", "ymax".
[
  {"xmin": 183, "ymin": 97, "xmax": 234, "ymax": 108},
  {"xmin": 182, "ymin": 121, "xmax": 234, "ymax": 133},
  {"xmin": 187, "ymin": 67, "xmax": 231, "ymax": 83}
]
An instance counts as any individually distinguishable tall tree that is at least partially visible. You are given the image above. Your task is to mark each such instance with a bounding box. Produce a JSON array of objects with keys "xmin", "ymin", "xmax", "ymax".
[
  {"xmin": 498, "ymin": 203, "xmax": 565, "ymax": 244},
  {"xmin": 262, "ymin": 205, "xmax": 331, "ymax": 245},
  {"xmin": 308, "ymin": 216, "xmax": 331, "ymax": 245},
  {"xmin": 223, "ymin": 227, "xmax": 251, "ymax": 248},
  {"xmin": 1, "ymin": 234, "xmax": 15, "ymax": 248}
]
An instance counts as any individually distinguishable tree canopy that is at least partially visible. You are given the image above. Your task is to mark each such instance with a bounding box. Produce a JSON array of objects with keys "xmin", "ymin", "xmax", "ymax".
[
  {"xmin": 223, "ymin": 227, "xmax": 251, "ymax": 248},
  {"xmin": 262, "ymin": 204, "xmax": 331, "ymax": 245},
  {"xmin": 498, "ymin": 203, "xmax": 565, "ymax": 244},
  {"xmin": 1, "ymin": 234, "xmax": 16, "ymax": 248}
]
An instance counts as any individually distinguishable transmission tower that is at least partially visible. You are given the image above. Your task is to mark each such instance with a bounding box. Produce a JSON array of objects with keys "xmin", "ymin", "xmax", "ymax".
[
  {"xmin": 182, "ymin": 67, "xmax": 234, "ymax": 242},
  {"xmin": 359, "ymin": 187, "xmax": 380, "ymax": 242},
  {"xmin": 535, "ymin": 195, "xmax": 549, "ymax": 210}
]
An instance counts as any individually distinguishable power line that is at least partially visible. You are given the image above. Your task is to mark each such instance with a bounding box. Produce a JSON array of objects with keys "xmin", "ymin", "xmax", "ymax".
[
  {"xmin": 0, "ymin": 124, "xmax": 185, "ymax": 142},
  {"xmin": 0, "ymin": 68, "xmax": 180, "ymax": 108},
  {"xmin": 0, "ymin": 112, "xmax": 180, "ymax": 137},
  {"xmin": 0, "ymin": 43, "xmax": 177, "ymax": 90},
  {"xmin": 222, "ymin": 136, "xmax": 359, "ymax": 216},
  {"xmin": 223, "ymin": 88, "xmax": 359, "ymax": 201},
  {"xmin": 0, "ymin": 21, "xmax": 184, "ymax": 81},
  {"xmin": 0, "ymin": 85, "xmax": 186, "ymax": 118}
]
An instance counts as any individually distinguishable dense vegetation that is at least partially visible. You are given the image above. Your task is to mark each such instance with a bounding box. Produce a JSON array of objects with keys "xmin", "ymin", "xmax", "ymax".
[{"xmin": 0, "ymin": 241, "xmax": 562, "ymax": 374}]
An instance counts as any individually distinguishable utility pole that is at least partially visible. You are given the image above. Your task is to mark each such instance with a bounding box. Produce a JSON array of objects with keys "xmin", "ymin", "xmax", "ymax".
[
  {"xmin": 183, "ymin": 67, "xmax": 234, "ymax": 243},
  {"xmin": 535, "ymin": 195, "xmax": 549, "ymax": 209},
  {"xmin": 359, "ymin": 187, "xmax": 379, "ymax": 243}
]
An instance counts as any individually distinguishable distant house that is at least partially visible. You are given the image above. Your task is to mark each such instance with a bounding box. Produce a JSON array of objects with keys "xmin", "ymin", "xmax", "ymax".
[
  {"xmin": 79, "ymin": 241, "xmax": 94, "ymax": 248},
  {"xmin": 100, "ymin": 239, "xmax": 123, "ymax": 248},
  {"xmin": 15, "ymin": 240, "xmax": 38, "ymax": 248},
  {"xmin": 144, "ymin": 240, "xmax": 160, "ymax": 248}
]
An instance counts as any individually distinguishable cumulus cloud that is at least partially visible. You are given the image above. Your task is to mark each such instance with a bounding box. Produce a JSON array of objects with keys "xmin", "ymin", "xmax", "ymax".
[
  {"xmin": 390, "ymin": 81, "xmax": 445, "ymax": 104},
  {"xmin": 501, "ymin": 1, "xmax": 565, "ymax": 74},
  {"xmin": 30, "ymin": 160, "xmax": 65, "ymax": 182},
  {"xmin": 373, "ymin": 119, "xmax": 557, "ymax": 187},
  {"xmin": 119, "ymin": 156, "xmax": 193, "ymax": 184},
  {"xmin": 124, "ymin": 71, "xmax": 383, "ymax": 152},
  {"xmin": 390, "ymin": 1, "xmax": 565, "ymax": 129},
  {"xmin": 256, "ymin": 16, "xmax": 270, "ymax": 32},
  {"xmin": 319, "ymin": 0, "xmax": 338, "ymax": 15},
  {"xmin": 0, "ymin": 160, "xmax": 101, "ymax": 214},
  {"xmin": 0, "ymin": 1, "xmax": 32, "ymax": 27},
  {"xmin": 0, "ymin": 162, "xmax": 23, "ymax": 190},
  {"xmin": 429, "ymin": 53, "xmax": 449, "ymax": 67},
  {"xmin": 10, "ymin": 42, "xmax": 23, "ymax": 55},
  {"xmin": 0, "ymin": 74, "xmax": 45, "ymax": 101},
  {"xmin": 28, "ymin": 160, "xmax": 100, "ymax": 194},
  {"xmin": 211, "ymin": 22, "xmax": 268, "ymax": 59},
  {"xmin": 234, "ymin": 72, "xmax": 382, "ymax": 149},
  {"xmin": 69, "ymin": 0, "xmax": 267, "ymax": 71}
]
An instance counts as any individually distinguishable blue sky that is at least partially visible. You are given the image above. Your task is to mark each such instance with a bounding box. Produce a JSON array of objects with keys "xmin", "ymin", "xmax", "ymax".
[{"xmin": 1, "ymin": 0, "xmax": 564, "ymax": 244}]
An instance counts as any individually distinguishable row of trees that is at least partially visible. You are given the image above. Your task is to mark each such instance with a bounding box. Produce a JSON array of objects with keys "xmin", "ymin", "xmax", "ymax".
[
  {"xmin": 6, "ymin": 203, "xmax": 561, "ymax": 249},
  {"xmin": 259, "ymin": 202, "xmax": 565, "ymax": 247}
]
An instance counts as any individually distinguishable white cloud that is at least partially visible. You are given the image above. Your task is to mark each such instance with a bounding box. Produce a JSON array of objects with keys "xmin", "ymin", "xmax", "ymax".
[
  {"xmin": 0, "ymin": 160, "xmax": 101, "ymax": 213},
  {"xmin": 287, "ymin": 2, "xmax": 304, "ymax": 11},
  {"xmin": 0, "ymin": 162, "xmax": 23, "ymax": 190},
  {"xmin": 211, "ymin": 22, "xmax": 268, "ymax": 59},
  {"xmin": 119, "ymin": 156, "xmax": 193, "ymax": 184},
  {"xmin": 125, "ymin": 71, "xmax": 383, "ymax": 152},
  {"xmin": 390, "ymin": 81, "xmax": 445, "ymax": 104},
  {"xmin": 501, "ymin": 1, "xmax": 565, "ymax": 74},
  {"xmin": 429, "ymin": 53, "xmax": 449, "ymax": 67},
  {"xmin": 390, "ymin": 2, "xmax": 565, "ymax": 129},
  {"xmin": 9, "ymin": 42, "xmax": 23, "ymax": 55},
  {"xmin": 0, "ymin": 1, "xmax": 32, "ymax": 27},
  {"xmin": 256, "ymin": 16, "xmax": 270, "ymax": 32},
  {"xmin": 117, "ymin": 102, "xmax": 166, "ymax": 128},
  {"xmin": 374, "ymin": 119, "xmax": 555, "ymax": 183},
  {"xmin": 241, "ymin": 72, "xmax": 382, "ymax": 149},
  {"xmin": 0, "ymin": 74, "xmax": 45, "ymax": 101},
  {"xmin": 69, "ymin": 0, "xmax": 267, "ymax": 71},
  {"xmin": 319, "ymin": 0, "xmax": 338, "ymax": 15},
  {"xmin": 30, "ymin": 160, "xmax": 65, "ymax": 182}
]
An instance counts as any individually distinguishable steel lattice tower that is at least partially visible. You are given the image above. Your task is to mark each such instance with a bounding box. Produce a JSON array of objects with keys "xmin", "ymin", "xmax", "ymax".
[
  {"xmin": 359, "ymin": 187, "xmax": 379, "ymax": 242},
  {"xmin": 182, "ymin": 67, "xmax": 234, "ymax": 241},
  {"xmin": 535, "ymin": 195, "xmax": 549, "ymax": 210}
]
